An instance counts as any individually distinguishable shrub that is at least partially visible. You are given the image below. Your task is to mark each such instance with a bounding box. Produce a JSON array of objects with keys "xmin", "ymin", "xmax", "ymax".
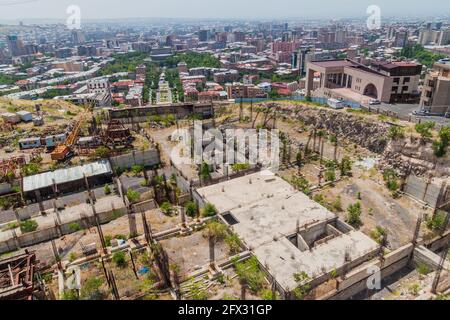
[
  {"xmin": 234, "ymin": 256, "xmax": 265, "ymax": 293},
  {"xmin": 261, "ymin": 289, "xmax": 279, "ymax": 300},
  {"xmin": 426, "ymin": 211, "xmax": 446, "ymax": 231},
  {"xmin": 160, "ymin": 202, "xmax": 174, "ymax": 216},
  {"xmin": 202, "ymin": 203, "xmax": 218, "ymax": 217},
  {"xmin": 112, "ymin": 251, "xmax": 127, "ymax": 268},
  {"xmin": 388, "ymin": 126, "xmax": 405, "ymax": 140},
  {"xmin": 184, "ymin": 201, "xmax": 198, "ymax": 217},
  {"xmin": 346, "ymin": 202, "xmax": 362, "ymax": 228},
  {"xmin": 20, "ymin": 219, "xmax": 38, "ymax": 233},
  {"xmin": 104, "ymin": 184, "xmax": 111, "ymax": 195},
  {"xmin": 21, "ymin": 163, "xmax": 40, "ymax": 176},
  {"xmin": 225, "ymin": 233, "xmax": 241, "ymax": 254},
  {"xmin": 131, "ymin": 165, "xmax": 144, "ymax": 176},
  {"xmin": 416, "ymin": 263, "xmax": 430, "ymax": 276},
  {"xmin": 293, "ymin": 271, "xmax": 311, "ymax": 300},
  {"xmin": 331, "ymin": 196, "xmax": 343, "ymax": 212},
  {"xmin": 68, "ymin": 222, "xmax": 82, "ymax": 233},
  {"xmin": 370, "ymin": 226, "xmax": 388, "ymax": 245},
  {"xmin": 433, "ymin": 126, "xmax": 450, "ymax": 157},
  {"xmin": 325, "ymin": 169, "xmax": 336, "ymax": 182},
  {"xmin": 203, "ymin": 221, "xmax": 227, "ymax": 242},
  {"xmin": 69, "ymin": 252, "xmax": 78, "ymax": 262},
  {"xmin": 80, "ymin": 277, "xmax": 105, "ymax": 300},
  {"xmin": 104, "ymin": 235, "xmax": 112, "ymax": 246},
  {"xmin": 200, "ymin": 162, "xmax": 211, "ymax": 181},
  {"xmin": 91, "ymin": 146, "xmax": 110, "ymax": 159},
  {"xmin": 126, "ymin": 189, "xmax": 140, "ymax": 203},
  {"xmin": 415, "ymin": 122, "xmax": 435, "ymax": 139},
  {"xmin": 340, "ymin": 156, "xmax": 352, "ymax": 176},
  {"xmin": 231, "ymin": 163, "xmax": 251, "ymax": 172},
  {"xmin": 290, "ymin": 176, "xmax": 310, "ymax": 194}
]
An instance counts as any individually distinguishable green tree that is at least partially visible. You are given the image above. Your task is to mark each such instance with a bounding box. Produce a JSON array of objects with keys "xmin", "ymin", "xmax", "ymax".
[
  {"xmin": 346, "ymin": 202, "xmax": 362, "ymax": 227},
  {"xmin": 202, "ymin": 203, "xmax": 218, "ymax": 217},
  {"xmin": 112, "ymin": 251, "xmax": 127, "ymax": 268},
  {"xmin": 415, "ymin": 122, "xmax": 435, "ymax": 139},
  {"xmin": 184, "ymin": 201, "xmax": 198, "ymax": 217},
  {"xmin": 388, "ymin": 126, "xmax": 405, "ymax": 140}
]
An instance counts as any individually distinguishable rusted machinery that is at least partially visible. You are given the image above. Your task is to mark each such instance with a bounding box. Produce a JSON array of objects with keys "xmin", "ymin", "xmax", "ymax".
[
  {"xmin": 0, "ymin": 156, "xmax": 26, "ymax": 179},
  {"xmin": 51, "ymin": 112, "xmax": 88, "ymax": 161},
  {"xmin": 101, "ymin": 120, "xmax": 134, "ymax": 148},
  {"xmin": 0, "ymin": 251, "xmax": 37, "ymax": 300}
]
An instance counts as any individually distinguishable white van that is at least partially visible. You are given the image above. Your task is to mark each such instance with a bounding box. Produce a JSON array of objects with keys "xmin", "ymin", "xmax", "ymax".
[{"xmin": 327, "ymin": 98, "xmax": 344, "ymax": 110}]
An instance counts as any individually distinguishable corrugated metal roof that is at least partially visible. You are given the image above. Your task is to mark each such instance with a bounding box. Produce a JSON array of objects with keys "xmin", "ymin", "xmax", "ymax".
[{"xmin": 23, "ymin": 160, "xmax": 112, "ymax": 192}]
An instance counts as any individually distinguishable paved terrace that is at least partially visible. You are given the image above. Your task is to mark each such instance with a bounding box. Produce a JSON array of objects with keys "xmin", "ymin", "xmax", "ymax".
[{"xmin": 196, "ymin": 171, "xmax": 378, "ymax": 292}]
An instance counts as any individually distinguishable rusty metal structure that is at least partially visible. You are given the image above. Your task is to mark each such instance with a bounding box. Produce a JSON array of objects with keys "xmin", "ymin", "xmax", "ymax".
[
  {"xmin": 101, "ymin": 120, "xmax": 133, "ymax": 147},
  {"xmin": 0, "ymin": 251, "xmax": 37, "ymax": 300},
  {"xmin": 0, "ymin": 156, "xmax": 26, "ymax": 180}
]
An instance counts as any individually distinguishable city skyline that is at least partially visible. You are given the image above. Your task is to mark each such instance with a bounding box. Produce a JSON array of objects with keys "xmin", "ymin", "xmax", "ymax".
[{"xmin": 0, "ymin": 0, "xmax": 449, "ymax": 21}]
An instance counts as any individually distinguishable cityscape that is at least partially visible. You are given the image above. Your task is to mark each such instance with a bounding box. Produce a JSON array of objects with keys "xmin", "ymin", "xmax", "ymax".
[{"xmin": 0, "ymin": 0, "xmax": 449, "ymax": 306}]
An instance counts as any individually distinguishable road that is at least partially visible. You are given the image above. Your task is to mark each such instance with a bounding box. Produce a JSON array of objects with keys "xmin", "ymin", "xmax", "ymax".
[{"xmin": 363, "ymin": 103, "xmax": 450, "ymax": 126}]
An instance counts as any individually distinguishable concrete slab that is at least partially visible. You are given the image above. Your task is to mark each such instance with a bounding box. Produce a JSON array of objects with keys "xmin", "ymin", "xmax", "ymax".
[{"xmin": 197, "ymin": 171, "xmax": 379, "ymax": 293}]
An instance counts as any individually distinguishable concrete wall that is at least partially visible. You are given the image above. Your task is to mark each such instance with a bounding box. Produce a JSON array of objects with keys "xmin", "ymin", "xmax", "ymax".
[
  {"xmin": 131, "ymin": 199, "xmax": 157, "ymax": 213},
  {"xmin": 109, "ymin": 103, "xmax": 214, "ymax": 124},
  {"xmin": 325, "ymin": 244, "xmax": 414, "ymax": 300},
  {"xmin": 0, "ymin": 203, "xmax": 127, "ymax": 254},
  {"xmin": 110, "ymin": 149, "xmax": 160, "ymax": 170},
  {"xmin": 404, "ymin": 175, "xmax": 441, "ymax": 207}
]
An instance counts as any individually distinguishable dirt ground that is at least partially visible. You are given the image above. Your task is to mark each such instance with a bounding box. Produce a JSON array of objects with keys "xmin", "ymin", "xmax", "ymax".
[{"xmin": 160, "ymin": 231, "xmax": 229, "ymax": 276}]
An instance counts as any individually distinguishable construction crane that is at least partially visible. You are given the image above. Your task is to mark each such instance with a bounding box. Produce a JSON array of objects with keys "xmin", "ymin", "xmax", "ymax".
[{"xmin": 51, "ymin": 105, "xmax": 92, "ymax": 161}]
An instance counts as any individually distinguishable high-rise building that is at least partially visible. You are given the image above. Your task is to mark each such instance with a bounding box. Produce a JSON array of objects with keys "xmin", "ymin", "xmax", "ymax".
[
  {"xmin": 71, "ymin": 30, "xmax": 85, "ymax": 45},
  {"xmin": 394, "ymin": 29, "xmax": 408, "ymax": 47},
  {"xmin": 198, "ymin": 30, "xmax": 210, "ymax": 42},
  {"xmin": 7, "ymin": 35, "xmax": 23, "ymax": 57}
]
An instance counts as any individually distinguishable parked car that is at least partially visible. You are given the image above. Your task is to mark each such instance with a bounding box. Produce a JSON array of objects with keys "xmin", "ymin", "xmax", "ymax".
[{"xmin": 369, "ymin": 99, "xmax": 381, "ymax": 105}]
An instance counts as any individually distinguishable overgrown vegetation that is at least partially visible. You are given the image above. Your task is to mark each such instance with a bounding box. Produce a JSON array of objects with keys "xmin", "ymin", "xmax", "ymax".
[
  {"xmin": 293, "ymin": 271, "xmax": 311, "ymax": 300},
  {"xmin": 202, "ymin": 203, "xmax": 218, "ymax": 217},
  {"xmin": 126, "ymin": 189, "xmax": 140, "ymax": 203},
  {"xmin": 233, "ymin": 256, "xmax": 266, "ymax": 294},
  {"xmin": 346, "ymin": 202, "xmax": 362, "ymax": 228},
  {"xmin": 20, "ymin": 219, "xmax": 38, "ymax": 233},
  {"xmin": 184, "ymin": 201, "xmax": 198, "ymax": 217},
  {"xmin": 112, "ymin": 251, "xmax": 127, "ymax": 268},
  {"xmin": 433, "ymin": 126, "xmax": 450, "ymax": 157}
]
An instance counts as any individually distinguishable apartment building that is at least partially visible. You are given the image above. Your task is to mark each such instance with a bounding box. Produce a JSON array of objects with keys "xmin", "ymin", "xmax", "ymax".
[{"xmin": 420, "ymin": 59, "xmax": 450, "ymax": 115}]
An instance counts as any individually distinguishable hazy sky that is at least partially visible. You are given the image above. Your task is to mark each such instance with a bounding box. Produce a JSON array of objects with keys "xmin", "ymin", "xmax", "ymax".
[{"xmin": 0, "ymin": 0, "xmax": 449, "ymax": 20}]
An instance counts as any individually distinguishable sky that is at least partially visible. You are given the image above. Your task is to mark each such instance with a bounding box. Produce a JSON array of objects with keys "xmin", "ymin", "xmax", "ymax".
[{"xmin": 0, "ymin": 0, "xmax": 449, "ymax": 20}]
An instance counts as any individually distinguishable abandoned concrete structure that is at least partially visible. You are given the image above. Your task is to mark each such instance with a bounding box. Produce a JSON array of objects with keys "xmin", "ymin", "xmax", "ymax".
[
  {"xmin": 0, "ymin": 251, "xmax": 37, "ymax": 300},
  {"xmin": 195, "ymin": 171, "xmax": 380, "ymax": 296},
  {"xmin": 22, "ymin": 160, "xmax": 113, "ymax": 201},
  {"xmin": 109, "ymin": 102, "xmax": 215, "ymax": 123}
]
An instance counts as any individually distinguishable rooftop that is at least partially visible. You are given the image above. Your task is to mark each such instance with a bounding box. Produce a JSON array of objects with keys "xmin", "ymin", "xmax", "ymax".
[
  {"xmin": 196, "ymin": 171, "xmax": 378, "ymax": 291},
  {"xmin": 23, "ymin": 160, "xmax": 112, "ymax": 192}
]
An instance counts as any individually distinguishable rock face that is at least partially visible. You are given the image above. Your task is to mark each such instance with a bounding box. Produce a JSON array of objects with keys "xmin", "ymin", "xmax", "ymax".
[
  {"xmin": 380, "ymin": 138, "xmax": 450, "ymax": 178},
  {"xmin": 279, "ymin": 105, "xmax": 390, "ymax": 153},
  {"xmin": 275, "ymin": 104, "xmax": 450, "ymax": 178}
]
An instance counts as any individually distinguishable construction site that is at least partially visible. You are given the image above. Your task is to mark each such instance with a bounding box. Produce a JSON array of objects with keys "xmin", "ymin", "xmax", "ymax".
[{"xmin": 0, "ymin": 97, "xmax": 449, "ymax": 301}]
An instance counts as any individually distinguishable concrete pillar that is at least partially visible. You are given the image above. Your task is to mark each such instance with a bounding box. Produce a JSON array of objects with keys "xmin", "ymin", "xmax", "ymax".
[
  {"xmin": 305, "ymin": 68, "xmax": 315, "ymax": 97},
  {"xmin": 52, "ymin": 179, "xmax": 58, "ymax": 199},
  {"xmin": 180, "ymin": 206, "xmax": 187, "ymax": 228},
  {"xmin": 209, "ymin": 236, "xmax": 215, "ymax": 268}
]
